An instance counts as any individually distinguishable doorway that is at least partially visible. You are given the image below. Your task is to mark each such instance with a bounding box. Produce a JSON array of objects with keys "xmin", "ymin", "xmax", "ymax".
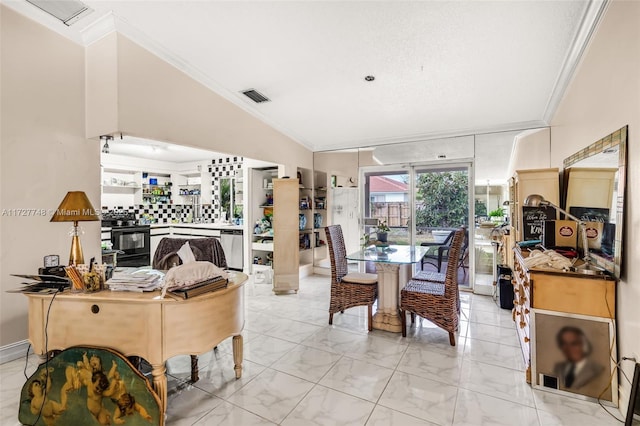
[{"xmin": 363, "ymin": 163, "xmax": 474, "ymax": 289}]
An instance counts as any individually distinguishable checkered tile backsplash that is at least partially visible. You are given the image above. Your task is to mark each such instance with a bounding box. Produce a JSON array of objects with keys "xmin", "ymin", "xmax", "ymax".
[{"xmin": 209, "ymin": 156, "xmax": 243, "ymax": 221}]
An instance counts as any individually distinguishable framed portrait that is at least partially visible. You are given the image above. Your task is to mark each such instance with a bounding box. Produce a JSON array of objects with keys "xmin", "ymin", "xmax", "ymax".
[{"xmin": 531, "ymin": 309, "xmax": 617, "ymax": 406}]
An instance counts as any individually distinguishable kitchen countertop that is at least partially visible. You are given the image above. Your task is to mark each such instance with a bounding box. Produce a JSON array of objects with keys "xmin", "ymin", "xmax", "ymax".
[
  {"xmin": 151, "ymin": 223, "xmax": 244, "ymax": 231},
  {"xmin": 102, "ymin": 224, "xmax": 244, "ymax": 231}
]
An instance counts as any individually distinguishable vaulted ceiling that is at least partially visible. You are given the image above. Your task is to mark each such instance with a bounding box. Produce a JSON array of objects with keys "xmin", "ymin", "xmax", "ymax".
[{"xmin": 5, "ymin": 0, "xmax": 606, "ymax": 151}]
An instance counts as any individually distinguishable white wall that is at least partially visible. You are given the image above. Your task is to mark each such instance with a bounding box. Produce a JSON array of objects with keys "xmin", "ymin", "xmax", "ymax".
[
  {"xmin": 549, "ymin": 0, "xmax": 639, "ymax": 415},
  {"xmin": 0, "ymin": 6, "xmax": 101, "ymax": 346}
]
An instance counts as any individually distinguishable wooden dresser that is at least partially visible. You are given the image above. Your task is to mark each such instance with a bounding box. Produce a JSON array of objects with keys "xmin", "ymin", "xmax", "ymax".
[{"xmin": 512, "ymin": 248, "xmax": 616, "ymax": 383}]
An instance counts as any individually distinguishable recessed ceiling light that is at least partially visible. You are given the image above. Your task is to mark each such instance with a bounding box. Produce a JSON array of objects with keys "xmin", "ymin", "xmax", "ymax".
[{"xmin": 364, "ymin": 75, "xmax": 375, "ymax": 82}]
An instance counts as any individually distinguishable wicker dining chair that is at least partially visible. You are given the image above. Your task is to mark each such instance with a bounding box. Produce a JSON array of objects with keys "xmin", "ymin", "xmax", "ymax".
[
  {"xmin": 325, "ymin": 225, "xmax": 378, "ymax": 331},
  {"xmin": 400, "ymin": 227, "xmax": 465, "ymax": 345}
]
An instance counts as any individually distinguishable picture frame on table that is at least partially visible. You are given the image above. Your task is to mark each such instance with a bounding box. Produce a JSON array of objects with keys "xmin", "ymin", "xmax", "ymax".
[{"xmin": 531, "ymin": 309, "xmax": 617, "ymax": 406}]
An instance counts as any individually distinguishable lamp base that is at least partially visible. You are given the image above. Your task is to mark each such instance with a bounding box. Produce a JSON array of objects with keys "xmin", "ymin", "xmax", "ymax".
[
  {"xmin": 573, "ymin": 262, "xmax": 606, "ymax": 276},
  {"xmin": 69, "ymin": 235, "xmax": 84, "ymax": 265}
]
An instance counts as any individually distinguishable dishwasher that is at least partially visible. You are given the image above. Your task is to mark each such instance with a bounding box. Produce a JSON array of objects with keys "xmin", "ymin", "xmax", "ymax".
[{"xmin": 220, "ymin": 230, "xmax": 244, "ymax": 271}]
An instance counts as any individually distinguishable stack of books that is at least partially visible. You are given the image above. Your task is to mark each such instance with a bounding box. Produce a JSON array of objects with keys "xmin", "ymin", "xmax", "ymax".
[{"xmin": 169, "ymin": 276, "xmax": 228, "ymax": 299}]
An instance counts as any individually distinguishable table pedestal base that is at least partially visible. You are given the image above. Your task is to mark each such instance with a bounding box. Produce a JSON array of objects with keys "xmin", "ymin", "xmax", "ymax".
[
  {"xmin": 372, "ymin": 262, "xmax": 413, "ymax": 333},
  {"xmin": 372, "ymin": 311, "xmax": 403, "ymax": 332}
]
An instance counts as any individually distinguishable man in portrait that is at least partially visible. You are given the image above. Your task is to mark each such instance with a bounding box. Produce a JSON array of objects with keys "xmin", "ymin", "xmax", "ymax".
[{"xmin": 553, "ymin": 326, "xmax": 604, "ymax": 390}]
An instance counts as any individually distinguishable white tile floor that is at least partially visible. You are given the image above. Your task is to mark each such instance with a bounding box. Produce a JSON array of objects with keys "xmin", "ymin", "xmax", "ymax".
[{"xmin": 0, "ymin": 274, "xmax": 625, "ymax": 425}]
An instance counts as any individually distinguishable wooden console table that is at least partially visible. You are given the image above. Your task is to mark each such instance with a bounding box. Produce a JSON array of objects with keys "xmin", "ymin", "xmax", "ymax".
[{"xmin": 24, "ymin": 273, "xmax": 248, "ymax": 412}]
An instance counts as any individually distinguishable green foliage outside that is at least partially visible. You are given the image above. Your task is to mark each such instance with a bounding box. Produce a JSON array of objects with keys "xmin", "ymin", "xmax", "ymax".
[
  {"xmin": 475, "ymin": 199, "xmax": 487, "ymax": 216},
  {"xmin": 415, "ymin": 171, "xmax": 469, "ymax": 228},
  {"xmin": 220, "ymin": 178, "xmax": 231, "ymax": 218}
]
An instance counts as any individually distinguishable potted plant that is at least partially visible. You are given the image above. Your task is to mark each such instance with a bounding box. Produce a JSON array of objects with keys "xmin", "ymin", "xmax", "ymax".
[
  {"xmin": 489, "ymin": 208, "xmax": 505, "ymax": 223},
  {"xmin": 376, "ymin": 221, "xmax": 390, "ymax": 243}
]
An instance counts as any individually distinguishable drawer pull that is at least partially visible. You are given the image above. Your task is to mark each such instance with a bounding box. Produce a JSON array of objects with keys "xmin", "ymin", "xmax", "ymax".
[
  {"xmin": 524, "ymin": 308, "xmax": 530, "ymax": 314},
  {"xmin": 91, "ymin": 305, "xmax": 100, "ymax": 314},
  {"xmin": 519, "ymin": 321, "xmax": 526, "ymax": 329},
  {"xmin": 524, "ymin": 337, "xmax": 530, "ymax": 343}
]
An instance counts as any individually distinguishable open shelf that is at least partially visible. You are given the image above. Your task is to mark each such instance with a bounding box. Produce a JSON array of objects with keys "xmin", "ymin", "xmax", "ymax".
[
  {"xmin": 102, "ymin": 185, "xmax": 141, "ymax": 190},
  {"xmin": 252, "ymin": 242, "xmax": 274, "ymax": 252}
]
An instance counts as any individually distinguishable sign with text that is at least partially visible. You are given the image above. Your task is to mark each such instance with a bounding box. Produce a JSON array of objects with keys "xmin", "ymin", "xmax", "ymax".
[
  {"xmin": 569, "ymin": 207, "xmax": 610, "ymax": 223},
  {"xmin": 522, "ymin": 206, "xmax": 556, "ymax": 241}
]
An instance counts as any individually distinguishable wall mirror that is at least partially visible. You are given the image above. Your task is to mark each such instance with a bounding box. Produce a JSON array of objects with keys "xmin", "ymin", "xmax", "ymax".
[{"xmin": 563, "ymin": 126, "xmax": 627, "ymax": 278}]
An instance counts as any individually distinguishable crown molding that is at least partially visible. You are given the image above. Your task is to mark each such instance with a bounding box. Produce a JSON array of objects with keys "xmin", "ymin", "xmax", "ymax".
[
  {"xmin": 79, "ymin": 11, "xmax": 116, "ymax": 45},
  {"xmin": 313, "ymin": 120, "xmax": 548, "ymax": 152},
  {"xmin": 542, "ymin": 0, "xmax": 609, "ymax": 124}
]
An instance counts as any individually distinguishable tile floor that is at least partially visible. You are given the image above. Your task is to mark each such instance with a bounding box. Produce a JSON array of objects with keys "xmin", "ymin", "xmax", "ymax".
[{"xmin": 0, "ymin": 275, "xmax": 624, "ymax": 425}]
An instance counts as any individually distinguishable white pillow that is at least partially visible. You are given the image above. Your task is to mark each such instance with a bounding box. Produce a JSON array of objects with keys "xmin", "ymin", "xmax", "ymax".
[{"xmin": 176, "ymin": 241, "xmax": 197, "ymax": 264}]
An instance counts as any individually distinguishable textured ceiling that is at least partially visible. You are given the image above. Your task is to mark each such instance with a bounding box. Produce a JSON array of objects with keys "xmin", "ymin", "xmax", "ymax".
[{"xmin": 6, "ymin": 0, "xmax": 602, "ymax": 151}]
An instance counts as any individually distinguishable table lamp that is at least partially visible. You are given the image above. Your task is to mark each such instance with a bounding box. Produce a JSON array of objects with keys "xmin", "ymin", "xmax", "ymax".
[
  {"xmin": 50, "ymin": 191, "xmax": 100, "ymax": 265},
  {"xmin": 524, "ymin": 194, "xmax": 599, "ymax": 272}
]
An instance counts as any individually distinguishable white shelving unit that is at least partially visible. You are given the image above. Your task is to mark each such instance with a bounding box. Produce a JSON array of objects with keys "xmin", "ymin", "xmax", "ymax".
[
  {"xmin": 249, "ymin": 167, "xmax": 278, "ymax": 278},
  {"xmin": 298, "ymin": 167, "xmax": 314, "ymax": 278}
]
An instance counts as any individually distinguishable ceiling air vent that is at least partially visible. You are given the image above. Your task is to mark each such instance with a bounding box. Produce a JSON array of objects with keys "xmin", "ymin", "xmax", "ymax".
[
  {"xmin": 26, "ymin": 0, "xmax": 93, "ymax": 26},
  {"xmin": 241, "ymin": 89, "xmax": 270, "ymax": 104}
]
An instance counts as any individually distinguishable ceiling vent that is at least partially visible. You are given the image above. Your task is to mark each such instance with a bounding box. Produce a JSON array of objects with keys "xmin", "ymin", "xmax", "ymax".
[
  {"xmin": 241, "ymin": 89, "xmax": 270, "ymax": 104},
  {"xmin": 26, "ymin": 0, "xmax": 93, "ymax": 26}
]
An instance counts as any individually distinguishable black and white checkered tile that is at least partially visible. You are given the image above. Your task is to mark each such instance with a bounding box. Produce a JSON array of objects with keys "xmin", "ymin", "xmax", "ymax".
[
  {"xmin": 103, "ymin": 203, "xmax": 218, "ymax": 224},
  {"xmin": 208, "ymin": 156, "xmax": 243, "ymax": 221}
]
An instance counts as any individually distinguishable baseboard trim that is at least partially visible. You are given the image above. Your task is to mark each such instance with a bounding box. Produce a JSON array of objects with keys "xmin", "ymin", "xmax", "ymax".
[{"xmin": 0, "ymin": 339, "xmax": 32, "ymax": 365}]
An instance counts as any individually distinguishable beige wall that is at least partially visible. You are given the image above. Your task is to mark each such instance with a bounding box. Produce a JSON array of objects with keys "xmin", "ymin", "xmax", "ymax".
[
  {"xmin": 86, "ymin": 34, "xmax": 312, "ymax": 171},
  {"xmin": 549, "ymin": 0, "xmax": 640, "ymax": 414},
  {"xmin": 507, "ymin": 127, "xmax": 551, "ymax": 177},
  {"xmin": 0, "ymin": 6, "xmax": 101, "ymax": 346},
  {"xmin": 85, "ymin": 33, "xmax": 119, "ymax": 137},
  {"xmin": 314, "ymin": 150, "xmax": 360, "ymax": 186}
]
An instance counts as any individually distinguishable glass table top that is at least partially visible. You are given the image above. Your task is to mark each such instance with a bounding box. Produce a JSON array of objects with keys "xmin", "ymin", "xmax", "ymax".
[{"xmin": 346, "ymin": 245, "xmax": 430, "ymax": 264}]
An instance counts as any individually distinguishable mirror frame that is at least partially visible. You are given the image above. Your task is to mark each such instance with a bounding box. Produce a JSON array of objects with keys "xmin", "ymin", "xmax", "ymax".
[{"xmin": 563, "ymin": 126, "xmax": 627, "ymax": 278}]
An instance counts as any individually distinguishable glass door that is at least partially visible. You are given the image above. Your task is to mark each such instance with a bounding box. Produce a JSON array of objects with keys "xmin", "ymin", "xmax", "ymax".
[
  {"xmin": 363, "ymin": 170, "xmax": 411, "ymax": 245},
  {"xmin": 414, "ymin": 165, "xmax": 472, "ymax": 287},
  {"xmin": 362, "ymin": 164, "xmax": 474, "ymax": 288}
]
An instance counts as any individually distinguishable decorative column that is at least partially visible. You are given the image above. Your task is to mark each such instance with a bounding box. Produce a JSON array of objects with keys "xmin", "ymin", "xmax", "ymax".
[{"xmin": 371, "ymin": 263, "xmax": 396, "ymax": 332}]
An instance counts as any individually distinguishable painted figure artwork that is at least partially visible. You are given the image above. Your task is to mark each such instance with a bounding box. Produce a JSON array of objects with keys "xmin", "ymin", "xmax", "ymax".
[
  {"xmin": 533, "ymin": 311, "xmax": 616, "ymax": 402},
  {"xmin": 20, "ymin": 346, "xmax": 161, "ymax": 426}
]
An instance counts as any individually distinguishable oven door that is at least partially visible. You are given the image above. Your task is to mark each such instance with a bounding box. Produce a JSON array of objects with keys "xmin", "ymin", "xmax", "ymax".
[{"xmin": 112, "ymin": 227, "xmax": 150, "ymax": 256}]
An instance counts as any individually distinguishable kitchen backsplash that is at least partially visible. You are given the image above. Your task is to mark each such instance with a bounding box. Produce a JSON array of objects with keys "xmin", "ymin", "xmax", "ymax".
[
  {"xmin": 101, "ymin": 204, "xmax": 216, "ymax": 224},
  {"xmin": 209, "ymin": 156, "xmax": 243, "ymax": 221}
]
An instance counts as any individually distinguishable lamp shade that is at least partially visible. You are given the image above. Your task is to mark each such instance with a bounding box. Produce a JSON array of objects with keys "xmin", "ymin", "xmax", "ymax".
[
  {"xmin": 523, "ymin": 194, "xmax": 549, "ymax": 208},
  {"xmin": 50, "ymin": 191, "xmax": 100, "ymax": 222}
]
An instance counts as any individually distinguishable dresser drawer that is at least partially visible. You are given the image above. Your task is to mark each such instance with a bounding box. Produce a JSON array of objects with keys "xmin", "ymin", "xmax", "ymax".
[{"xmin": 531, "ymin": 273, "xmax": 615, "ymax": 318}]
